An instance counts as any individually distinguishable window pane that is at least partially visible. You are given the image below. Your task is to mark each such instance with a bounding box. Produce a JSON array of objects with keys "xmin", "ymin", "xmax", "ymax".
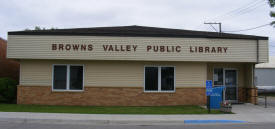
[
  {"xmin": 145, "ymin": 67, "xmax": 158, "ymax": 91},
  {"xmin": 161, "ymin": 67, "xmax": 174, "ymax": 91},
  {"xmin": 225, "ymin": 87, "xmax": 237, "ymax": 100},
  {"xmin": 225, "ymin": 70, "xmax": 237, "ymax": 85},
  {"xmin": 53, "ymin": 65, "xmax": 67, "ymax": 90},
  {"xmin": 214, "ymin": 68, "xmax": 223, "ymax": 85},
  {"xmin": 70, "ymin": 66, "xmax": 83, "ymax": 90}
]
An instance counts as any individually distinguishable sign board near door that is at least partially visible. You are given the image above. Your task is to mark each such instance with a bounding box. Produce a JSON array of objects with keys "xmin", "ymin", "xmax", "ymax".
[{"xmin": 206, "ymin": 80, "xmax": 213, "ymax": 96}]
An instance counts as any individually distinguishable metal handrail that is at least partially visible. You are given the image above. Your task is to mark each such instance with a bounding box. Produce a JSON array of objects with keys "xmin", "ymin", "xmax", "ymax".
[{"xmin": 258, "ymin": 89, "xmax": 267, "ymax": 108}]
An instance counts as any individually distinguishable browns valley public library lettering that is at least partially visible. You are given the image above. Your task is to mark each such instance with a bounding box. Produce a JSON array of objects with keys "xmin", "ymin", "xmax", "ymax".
[{"xmin": 7, "ymin": 26, "xmax": 268, "ymax": 106}]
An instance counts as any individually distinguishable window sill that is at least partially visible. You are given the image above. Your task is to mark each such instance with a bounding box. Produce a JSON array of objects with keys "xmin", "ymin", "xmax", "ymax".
[
  {"xmin": 144, "ymin": 91, "xmax": 175, "ymax": 93},
  {"xmin": 52, "ymin": 90, "xmax": 84, "ymax": 92}
]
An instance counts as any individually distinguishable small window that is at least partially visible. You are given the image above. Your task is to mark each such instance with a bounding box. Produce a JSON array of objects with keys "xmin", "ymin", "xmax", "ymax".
[
  {"xmin": 214, "ymin": 68, "xmax": 223, "ymax": 85},
  {"xmin": 53, "ymin": 65, "xmax": 67, "ymax": 90},
  {"xmin": 70, "ymin": 66, "xmax": 83, "ymax": 90},
  {"xmin": 145, "ymin": 66, "xmax": 175, "ymax": 92},
  {"xmin": 161, "ymin": 67, "xmax": 174, "ymax": 91},
  {"xmin": 145, "ymin": 67, "xmax": 158, "ymax": 91},
  {"xmin": 53, "ymin": 65, "xmax": 84, "ymax": 91}
]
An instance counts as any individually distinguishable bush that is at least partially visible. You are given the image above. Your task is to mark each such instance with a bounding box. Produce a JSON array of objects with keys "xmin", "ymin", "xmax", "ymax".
[{"xmin": 0, "ymin": 78, "xmax": 17, "ymax": 103}]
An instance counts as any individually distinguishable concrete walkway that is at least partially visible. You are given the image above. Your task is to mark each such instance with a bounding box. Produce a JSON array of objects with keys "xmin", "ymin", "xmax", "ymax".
[{"xmin": 0, "ymin": 104, "xmax": 275, "ymax": 125}]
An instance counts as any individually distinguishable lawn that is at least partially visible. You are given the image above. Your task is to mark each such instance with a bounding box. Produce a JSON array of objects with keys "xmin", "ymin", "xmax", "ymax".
[{"xmin": 0, "ymin": 104, "xmax": 224, "ymax": 114}]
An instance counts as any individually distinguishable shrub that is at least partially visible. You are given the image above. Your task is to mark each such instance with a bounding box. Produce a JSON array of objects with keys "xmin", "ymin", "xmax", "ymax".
[{"xmin": 0, "ymin": 78, "xmax": 17, "ymax": 103}]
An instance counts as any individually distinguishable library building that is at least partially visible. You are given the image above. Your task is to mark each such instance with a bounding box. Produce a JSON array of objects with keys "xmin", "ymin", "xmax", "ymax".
[{"xmin": 7, "ymin": 25, "xmax": 268, "ymax": 106}]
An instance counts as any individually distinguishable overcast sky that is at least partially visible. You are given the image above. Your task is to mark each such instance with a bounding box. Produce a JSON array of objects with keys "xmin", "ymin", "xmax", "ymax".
[{"xmin": 1, "ymin": 0, "xmax": 275, "ymax": 55}]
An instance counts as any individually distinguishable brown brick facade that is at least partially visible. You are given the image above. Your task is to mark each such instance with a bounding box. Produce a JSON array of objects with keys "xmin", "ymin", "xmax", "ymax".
[
  {"xmin": 17, "ymin": 86, "xmax": 257, "ymax": 106},
  {"xmin": 238, "ymin": 87, "xmax": 258, "ymax": 104},
  {"xmin": 247, "ymin": 88, "xmax": 258, "ymax": 104},
  {"xmin": 238, "ymin": 88, "xmax": 246, "ymax": 102},
  {"xmin": 17, "ymin": 86, "xmax": 207, "ymax": 106}
]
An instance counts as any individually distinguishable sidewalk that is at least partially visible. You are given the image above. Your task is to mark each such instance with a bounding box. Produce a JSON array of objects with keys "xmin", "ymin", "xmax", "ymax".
[{"xmin": 0, "ymin": 104, "xmax": 275, "ymax": 125}]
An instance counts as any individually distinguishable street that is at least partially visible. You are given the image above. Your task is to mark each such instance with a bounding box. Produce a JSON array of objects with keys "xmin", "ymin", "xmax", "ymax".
[{"xmin": 0, "ymin": 121, "xmax": 275, "ymax": 129}]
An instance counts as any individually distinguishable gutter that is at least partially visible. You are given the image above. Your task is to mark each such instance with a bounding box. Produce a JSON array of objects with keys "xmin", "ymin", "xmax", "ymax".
[{"xmin": 256, "ymin": 39, "xmax": 259, "ymax": 63}]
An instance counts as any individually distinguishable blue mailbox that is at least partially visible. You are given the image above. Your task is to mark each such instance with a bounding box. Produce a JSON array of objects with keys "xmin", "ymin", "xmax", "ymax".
[{"xmin": 210, "ymin": 86, "xmax": 225, "ymax": 109}]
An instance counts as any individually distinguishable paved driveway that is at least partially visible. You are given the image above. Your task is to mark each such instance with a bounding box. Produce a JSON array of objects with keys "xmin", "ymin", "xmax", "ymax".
[
  {"xmin": 229, "ymin": 97, "xmax": 275, "ymax": 123},
  {"xmin": 232, "ymin": 96, "xmax": 275, "ymax": 115},
  {"xmin": 232, "ymin": 96, "xmax": 275, "ymax": 114},
  {"xmin": 232, "ymin": 103, "xmax": 275, "ymax": 114},
  {"xmin": 258, "ymin": 96, "xmax": 275, "ymax": 108}
]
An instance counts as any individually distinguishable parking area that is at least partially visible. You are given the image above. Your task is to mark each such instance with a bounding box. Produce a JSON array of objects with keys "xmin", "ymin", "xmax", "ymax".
[
  {"xmin": 229, "ymin": 101, "xmax": 275, "ymax": 123},
  {"xmin": 232, "ymin": 96, "xmax": 275, "ymax": 115}
]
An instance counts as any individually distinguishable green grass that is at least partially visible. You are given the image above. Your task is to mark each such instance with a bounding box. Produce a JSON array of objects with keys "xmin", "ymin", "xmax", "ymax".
[{"xmin": 0, "ymin": 104, "xmax": 224, "ymax": 114}]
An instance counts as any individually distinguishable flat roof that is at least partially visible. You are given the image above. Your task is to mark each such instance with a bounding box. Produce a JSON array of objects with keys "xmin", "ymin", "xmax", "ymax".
[{"xmin": 8, "ymin": 25, "xmax": 268, "ymax": 40}]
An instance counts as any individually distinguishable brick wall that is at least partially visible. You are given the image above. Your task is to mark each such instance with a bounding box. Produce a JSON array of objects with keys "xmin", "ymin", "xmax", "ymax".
[
  {"xmin": 238, "ymin": 87, "xmax": 258, "ymax": 104},
  {"xmin": 247, "ymin": 88, "xmax": 258, "ymax": 104},
  {"xmin": 17, "ymin": 86, "xmax": 207, "ymax": 106},
  {"xmin": 238, "ymin": 88, "xmax": 246, "ymax": 102}
]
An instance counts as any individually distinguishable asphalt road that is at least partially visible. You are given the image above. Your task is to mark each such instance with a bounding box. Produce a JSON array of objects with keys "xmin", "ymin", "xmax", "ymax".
[{"xmin": 1, "ymin": 122, "xmax": 275, "ymax": 129}]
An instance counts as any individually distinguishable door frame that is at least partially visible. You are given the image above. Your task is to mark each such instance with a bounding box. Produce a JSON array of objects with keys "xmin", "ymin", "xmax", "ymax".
[
  {"xmin": 223, "ymin": 68, "xmax": 238, "ymax": 103},
  {"xmin": 212, "ymin": 67, "xmax": 238, "ymax": 103}
]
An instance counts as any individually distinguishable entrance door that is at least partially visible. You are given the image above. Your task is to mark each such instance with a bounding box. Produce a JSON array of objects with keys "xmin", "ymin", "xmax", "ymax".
[{"xmin": 224, "ymin": 69, "xmax": 238, "ymax": 102}]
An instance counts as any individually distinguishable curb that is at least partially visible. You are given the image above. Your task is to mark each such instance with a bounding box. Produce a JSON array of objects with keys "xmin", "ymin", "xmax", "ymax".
[
  {"xmin": 0, "ymin": 118, "xmax": 247, "ymax": 125},
  {"xmin": 0, "ymin": 118, "xmax": 186, "ymax": 125},
  {"xmin": 184, "ymin": 120, "xmax": 247, "ymax": 124}
]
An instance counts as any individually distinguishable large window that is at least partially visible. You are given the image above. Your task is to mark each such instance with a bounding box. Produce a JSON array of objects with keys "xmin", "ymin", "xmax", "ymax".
[
  {"xmin": 53, "ymin": 65, "xmax": 84, "ymax": 91},
  {"xmin": 145, "ymin": 66, "xmax": 175, "ymax": 92}
]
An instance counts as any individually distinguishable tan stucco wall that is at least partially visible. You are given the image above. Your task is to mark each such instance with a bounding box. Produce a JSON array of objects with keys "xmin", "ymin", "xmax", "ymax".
[
  {"xmin": 8, "ymin": 35, "xmax": 268, "ymax": 63},
  {"xmin": 19, "ymin": 60, "xmax": 257, "ymax": 105},
  {"xmin": 19, "ymin": 60, "xmax": 207, "ymax": 88}
]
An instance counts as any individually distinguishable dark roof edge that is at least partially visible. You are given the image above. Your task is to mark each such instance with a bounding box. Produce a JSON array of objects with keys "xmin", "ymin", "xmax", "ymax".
[
  {"xmin": 8, "ymin": 25, "xmax": 269, "ymax": 40},
  {"xmin": 7, "ymin": 32, "xmax": 268, "ymax": 40}
]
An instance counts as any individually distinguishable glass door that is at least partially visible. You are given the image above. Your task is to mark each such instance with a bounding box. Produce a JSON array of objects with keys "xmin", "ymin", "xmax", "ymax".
[{"xmin": 224, "ymin": 69, "xmax": 238, "ymax": 102}]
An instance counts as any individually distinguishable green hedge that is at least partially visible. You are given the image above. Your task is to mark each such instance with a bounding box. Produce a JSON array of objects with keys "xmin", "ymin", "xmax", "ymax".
[{"xmin": 0, "ymin": 78, "xmax": 17, "ymax": 103}]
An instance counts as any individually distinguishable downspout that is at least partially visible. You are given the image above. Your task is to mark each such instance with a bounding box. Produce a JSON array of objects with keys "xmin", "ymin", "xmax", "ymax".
[
  {"xmin": 255, "ymin": 39, "xmax": 259, "ymax": 87},
  {"xmin": 253, "ymin": 39, "xmax": 259, "ymax": 104},
  {"xmin": 256, "ymin": 39, "xmax": 259, "ymax": 63}
]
